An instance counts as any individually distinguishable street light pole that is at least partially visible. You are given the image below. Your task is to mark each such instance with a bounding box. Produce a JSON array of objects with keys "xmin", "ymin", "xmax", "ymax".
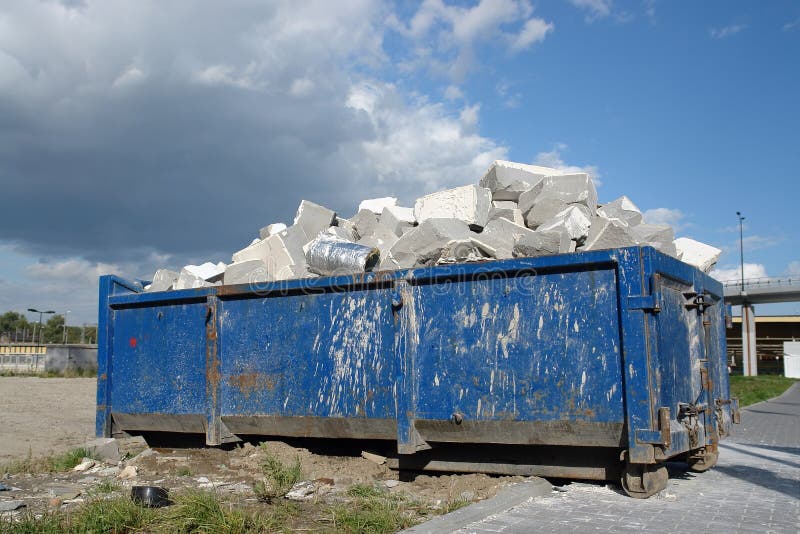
[
  {"xmin": 736, "ymin": 211, "xmax": 745, "ymax": 291},
  {"xmin": 27, "ymin": 308, "xmax": 56, "ymax": 347}
]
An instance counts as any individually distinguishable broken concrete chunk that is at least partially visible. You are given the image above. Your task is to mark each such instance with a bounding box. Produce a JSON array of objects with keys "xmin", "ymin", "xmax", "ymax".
[
  {"xmin": 522, "ymin": 173, "xmax": 598, "ymax": 218},
  {"xmin": 146, "ymin": 269, "xmax": 179, "ymax": 292},
  {"xmin": 326, "ymin": 225, "xmax": 357, "ymax": 241},
  {"xmin": 350, "ymin": 209, "xmax": 380, "ymax": 241},
  {"xmin": 259, "ymin": 222, "xmax": 288, "ymax": 239},
  {"xmin": 334, "ymin": 217, "xmax": 359, "ymax": 241},
  {"xmin": 525, "ymin": 199, "xmax": 569, "ymax": 229},
  {"xmin": 174, "ymin": 270, "xmax": 212, "ymax": 290},
  {"xmin": 293, "ymin": 200, "xmax": 336, "ymax": 242},
  {"xmin": 538, "ymin": 205, "xmax": 592, "ymax": 243},
  {"xmin": 582, "ymin": 217, "xmax": 637, "ymax": 251},
  {"xmin": 223, "ymin": 259, "xmax": 270, "ymax": 285},
  {"xmin": 437, "ymin": 240, "xmax": 487, "ymax": 263},
  {"xmin": 630, "ymin": 224, "xmax": 677, "ymax": 256},
  {"xmin": 85, "ymin": 437, "xmax": 121, "ymax": 463},
  {"xmin": 597, "ymin": 196, "xmax": 643, "ymax": 227},
  {"xmin": 357, "ymin": 222, "xmax": 399, "ymax": 257},
  {"xmin": 513, "ymin": 230, "xmax": 563, "ymax": 258},
  {"xmin": 471, "ymin": 218, "xmax": 538, "ymax": 260},
  {"xmin": 359, "ymin": 197, "xmax": 397, "ymax": 214},
  {"xmin": 304, "ymin": 235, "xmax": 380, "ymax": 276},
  {"xmin": 381, "ymin": 205, "xmax": 416, "ymax": 237},
  {"xmin": 674, "ymin": 238, "xmax": 722, "ymax": 272},
  {"xmin": 414, "ymin": 185, "xmax": 492, "ymax": 228},
  {"xmin": 390, "ymin": 218, "xmax": 471, "ymax": 268},
  {"xmin": 479, "ymin": 160, "xmax": 557, "ymax": 201},
  {"xmin": 184, "ymin": 262, "xmax": 226, "ymax": 281},
  {"xmin": 489, "ymin": 201, "xmax": 525, "ymax": 226}
]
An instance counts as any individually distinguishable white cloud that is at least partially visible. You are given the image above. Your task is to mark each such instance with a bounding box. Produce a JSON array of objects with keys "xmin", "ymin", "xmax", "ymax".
[
  {"xmin": 289, "ymin": 77, "xmax": 315, "ymax": 97},
  {"xmin": 787, "ymin": 261, "xmax": 800, "ymax": 276},
  {"xmin": 710, "ymin": 24, "xmax": 746, "ymax": 39},
  {"xmin": 112, "ymin": 65, "xmax": 146, "ymax": 89},
  {"xmin": 643, "ymin": 207, "xmax": 685, "ymax": 229},
  {"xmin": 444, "ymin": 85, "xmax": 463, "ymax": 100},
  {"xmin": 533, "ymin": 143, "xmax": 601, "ymax": 186},
  {"xmin": 344, "ymin": 81, "xmax": 507, "ymax": 197},
  {"xmin": 510, "ymin": 17, "xmax": 554, "ymax": 50},
  {"xmin": 496, "ymin": 80, "xmax": 521, "ymax": 108},
  {"xmin": 784, "ymin": 18, "xmax": 800, "ymax": 32},
  {"xmin": 391, "ymin": 0, "xmax": 553, "ymax": 81},
  {"xmin": 710, "ymin": 263, "xmax": 767, "ymax": 283},
  {"xmin": 569, "ymin": 0, "xmax": 613, "ymax": 22}
]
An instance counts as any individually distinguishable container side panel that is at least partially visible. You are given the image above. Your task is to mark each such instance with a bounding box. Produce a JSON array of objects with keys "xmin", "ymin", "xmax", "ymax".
[
  {"xmin": 110, "ymin": 303, "xmax": 207, "ymax": 415},
  {"xmin": 219, "ymin": 287, "xmax": 396, "ymax": 419},
  {"xmin": 410, "ymin": 267, "xmax": 624, "ymax": 424}
]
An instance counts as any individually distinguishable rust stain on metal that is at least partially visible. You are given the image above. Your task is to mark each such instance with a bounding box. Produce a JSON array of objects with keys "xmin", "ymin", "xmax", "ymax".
[{"xmin": 228, "ymin": 372, "xmax": 277, "ymax": 398}]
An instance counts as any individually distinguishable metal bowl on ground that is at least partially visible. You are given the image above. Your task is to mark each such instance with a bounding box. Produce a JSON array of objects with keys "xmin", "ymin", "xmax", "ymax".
[{"xmin": 131, "ymin": 486, "xmax": 170, "ymax": 508}]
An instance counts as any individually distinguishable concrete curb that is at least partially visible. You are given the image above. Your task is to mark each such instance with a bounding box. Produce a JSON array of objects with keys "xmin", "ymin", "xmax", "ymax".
[
  {"xmin": 739, "ymin": 381, "xmax": 800, "ymax": 413},
  {"xmin": 401, "ymin": 477, "xmax": 552, "ymax": 534}
]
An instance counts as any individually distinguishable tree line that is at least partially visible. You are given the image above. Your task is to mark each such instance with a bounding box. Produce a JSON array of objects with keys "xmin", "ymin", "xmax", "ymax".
[{"xmin": 0, "ymin": 311, "xmax": 97, "ymax": 344}]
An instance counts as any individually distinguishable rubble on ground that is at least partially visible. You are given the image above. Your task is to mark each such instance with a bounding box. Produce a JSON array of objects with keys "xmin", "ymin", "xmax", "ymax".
[{"xmin": 143, "ymin": 159, "xmax": 722, "ymax": 291}]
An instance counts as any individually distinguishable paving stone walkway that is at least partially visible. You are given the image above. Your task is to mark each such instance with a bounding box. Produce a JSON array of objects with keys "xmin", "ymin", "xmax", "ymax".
[{"xmin": 408, "ymin": 383, "xmax": 800, "ymax": 534}]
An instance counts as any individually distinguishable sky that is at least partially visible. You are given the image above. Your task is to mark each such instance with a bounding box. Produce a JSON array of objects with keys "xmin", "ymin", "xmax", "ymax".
[{"xmin": 0, "ymin": 0, "xmax": 799, "ymax": 325}]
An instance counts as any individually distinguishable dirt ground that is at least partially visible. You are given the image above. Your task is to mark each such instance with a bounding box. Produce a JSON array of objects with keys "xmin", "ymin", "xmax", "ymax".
[
  {"xmin": 0, "ymin": 376, "xmax": 531, "ymax": 521},
  {"xmin": 0, "ymin": 377, "xmax": 97, "ymax": 463}
]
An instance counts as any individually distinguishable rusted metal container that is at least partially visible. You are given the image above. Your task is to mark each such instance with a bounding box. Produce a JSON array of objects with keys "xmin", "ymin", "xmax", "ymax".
[{"xmin": 97, "ymin": 246, "xmax": 738, "ymax": 497}]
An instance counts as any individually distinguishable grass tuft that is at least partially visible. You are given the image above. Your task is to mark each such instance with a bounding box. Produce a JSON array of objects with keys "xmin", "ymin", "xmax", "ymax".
[
  {"xmin": 63, "ymin": 495, "xmax": 156, "ymax": 533},
  {"xmin": 164, "ymin": 490, "xmax": 259, "ymax": 534},
  {"xmin": 252, "ymin": 445, "xmax": 302, "ymax": 503},
  {"xmin": 1, "ymin": 447, "xmax": 91, "ymax": 474}
]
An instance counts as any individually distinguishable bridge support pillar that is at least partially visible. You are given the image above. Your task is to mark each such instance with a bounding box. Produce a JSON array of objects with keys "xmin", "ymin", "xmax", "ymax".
[{"xmin": 742, "ymin": 303, "xmax": 757, "ymax": 376}]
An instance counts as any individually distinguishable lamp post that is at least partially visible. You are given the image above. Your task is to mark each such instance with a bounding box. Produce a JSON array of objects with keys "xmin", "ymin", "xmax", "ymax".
[
  {"xmin": 62, "ymin": 310, "xmax": 71, "ymax": 344},
  {"xmin": 28, "ymin": 308, "xmax": 55, "ymax": 347},
  {"xmin": 736, "ymin": 211, "xmax": 745, "ymax": 291}
]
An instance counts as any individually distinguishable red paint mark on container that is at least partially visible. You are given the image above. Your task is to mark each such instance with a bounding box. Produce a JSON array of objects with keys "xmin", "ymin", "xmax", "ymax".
[{"xmin": 129, "ymin": 337, "xmax": 137, "ymax": 348}]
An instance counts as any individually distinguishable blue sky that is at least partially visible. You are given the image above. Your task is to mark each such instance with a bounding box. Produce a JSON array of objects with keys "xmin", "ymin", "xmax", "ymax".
[{"xmin": 0, "ymin": 0, "xmax": 798, "ymax": 324}]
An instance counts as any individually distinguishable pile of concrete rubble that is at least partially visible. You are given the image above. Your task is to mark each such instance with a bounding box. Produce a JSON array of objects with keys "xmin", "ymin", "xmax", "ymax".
[{"xmin": 145, "ymin": 160, "xmax": 722, "ymax": 291}]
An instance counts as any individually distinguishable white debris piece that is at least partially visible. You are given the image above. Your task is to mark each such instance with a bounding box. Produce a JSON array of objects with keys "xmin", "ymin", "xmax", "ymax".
[
  {"xmin": 259, "ymin": 223, "xmax": 287, "ymax": 239},
  {"xmin": 489, "ymin": 201, "xmax": 525, "ymax": 226},
  {"xmin": 582, "ymin": 217, "xmax": 637, "ymax": 251},
  {"xmin": 381, "ymin": 205, "xmax": 416, "ymax": 237},
  {"xmin": 184, "ymin": 262, "xmax": 226, "ymax": 281},
  {"xmin": 513, "ymin": 230, "xmax": 565, "ymax": 257},
  {"xmin": 414, "ymin": 185, "xmax": 492, "ymax": 228},
  {"xmin": 293, "ymin": 200, "xmax": 336, "ymax": 242},
  {"xmin": 359, "ymin": 197, "xmax": 397, "ymax": 214},
  {"xmin": 223, "ymin": 259, "xmax": 270, "ymax": 285},
  {"xmin": 471, "ymin": 218, "xmax": 539, "ymax": 259},
  {"xmin": 525, "ymin": 199, "xmax": 569, "ymax": 229},
  {"xmin": 437, "ymin": 240, "xmax": 487, "ymax": 263},
  {"xmin": 357, "ymin": 221, "xmax": 399, "ymax": 257},
  {"xmin": 530, "ymin": 173, "xmax": 598, "ymax": 212},
  {"xmin": 630, "ymin": 224, "xmax": 677, "ymax": 256},
  {"xmin": 389, "ymin": 218, "xmax": 471, "ymax": 268},
  {"xmin": 174, "ymin": 270, "xmax": 212, "ymax": 290},
  {"xmin": 538, "ymin": 205, "xmax": 592, "ymax": 243},
  {"xmin": 674, "ymin": 238, "xmax": 722, "ymax": 272},
  {"xmin": 479, "ymin": 160, "xmax": 559, "ymax": 201},
  {"xmin": 350, "ymin": 209, "xmax": 380, "ymax": 241},
  {"xmin": 146, "ymin": 269, "xmax": 178, "ymax": 292},
  {"xmin": 597, "ymin": 196, "xmax": 643, "ymax": 227}
]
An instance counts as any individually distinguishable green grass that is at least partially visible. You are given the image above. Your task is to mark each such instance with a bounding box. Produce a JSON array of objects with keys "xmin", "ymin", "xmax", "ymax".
[
  {"xmin": 252, "ymin": 445, "xmax": 302, "ymax": 503},
  {"xmin": 176, "ymin": 466, "xmax": 192, "ymax": 477},
  {"xmin": 1, "ymin": 447, "xmax": 91, "ymax": 474},
  {"xmin": 729, "ymin": 375, "xmax": 796, "ymax": 407},
  {"xmin": 328, "ymin": 485, "xmax": 429, "ymax": 533},
  {"xmin": 164, "ymin": 491, "xmax": 263, "ymax": 533}
]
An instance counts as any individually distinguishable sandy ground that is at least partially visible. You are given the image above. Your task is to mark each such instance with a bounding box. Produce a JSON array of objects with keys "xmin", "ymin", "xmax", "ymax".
[{"xmin": 0, "ymin": 377, "xmax": 96, "ymax": 463}]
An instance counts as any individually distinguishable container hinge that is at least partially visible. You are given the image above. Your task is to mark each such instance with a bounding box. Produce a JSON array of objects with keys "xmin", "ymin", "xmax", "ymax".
[
  {"xmin": 628, "ymin": 274, "xmax": 661, "ymax": 313},
  {"xmin": 635, "ymin": 407, "xmax": 671, "ymax": 447},
  {"xmin": 684, "ymin": 290, "xmax": 713, "ymax": 313}
]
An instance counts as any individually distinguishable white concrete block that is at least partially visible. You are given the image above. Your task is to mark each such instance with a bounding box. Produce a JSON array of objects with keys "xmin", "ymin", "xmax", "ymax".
[
  {"xmin": 582, "ymin": 217, "xmax": 637, "ymax": 251},
  {"xmin": 174, "ymin": 270, "xmax": 211, "ymax": 290},
  {"xmin": 597, "ymin": 196, "xmax": 642, "ymax": 227},
  {"xmin": 630, "ymin": 224, "xmax": 676, "ymax": 256},
  {"xmin": 259, "ymin": 223, "xmax": 288, "ymax": 239},
  {"xmin": 520, "ymin": 173, "xmax": 598, "ymax": 219},
  {"xmin": 183, "ymin": 262, "xmax": 226, "ymax": 281},
  {"xmin": 334, "ymin": 216, "xmax": 359, "ymax": 241},
  {"xmin": 437, "ymin": 240, "xmax": 487, "ymax": 263},
  {"xmin": 146, "ymin": 269, "xmax": 178, "ymax": 292},
  {"xmin": 513, "ymin": 230, "xmax": 563, "ymax": 258},
  {"xmin": 470, "ymin": 218, "xmax": 538, "ymax": 260},
  {"xmin": 357, "ymin": 222, "xmax": 399, "ymax": 257},
  {"xmin": 538, "ymin": 205, "xmax": 592, "ymax": 243},
  {"xmin": 223, "ymin": 259, "xmax": 270, "ymax": 285},
  {"xmin": 326, "ymin": 225, "xmax": 357, "ymax": 241},
  {"xmin": 479, "ymin": 160, "xmax": 559, "ymax": 201},
  {"xmin": 390, "ymin": 218, "xmax": 471, "ymax": 267},
  {"xmin": 414, "ymin": 185, "xmax": 492, "ymax": 228},
  {"xmin": 489, "ymin": 201, "xmax": 525, "ymax": 226},
  {"xmin": 293, "ymin": 200, "xmax": 336, "ymax": 242},
  {"xmin": 350, "ymin": 209, "xmax": 380, "ymax": 241},
  {"xmin": 380, "ymin": 206, "xmax": 416, "ymax": 237},
  {"xmin": 359, "ymin": 197, "xmax": 397, "ymax": 214},
  {"xmin": 674, "ymin": 237, "xmax": 722, "ymax": 272},
  {"xmin": 525, "ymin": 199, "xmax": 569, "ymax": 229}
]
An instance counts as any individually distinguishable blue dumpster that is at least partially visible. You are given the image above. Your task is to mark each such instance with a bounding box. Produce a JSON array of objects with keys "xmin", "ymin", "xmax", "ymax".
[{"xmin": 96, "ymin": 246, "xmax": 738, "ymax": 497}]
